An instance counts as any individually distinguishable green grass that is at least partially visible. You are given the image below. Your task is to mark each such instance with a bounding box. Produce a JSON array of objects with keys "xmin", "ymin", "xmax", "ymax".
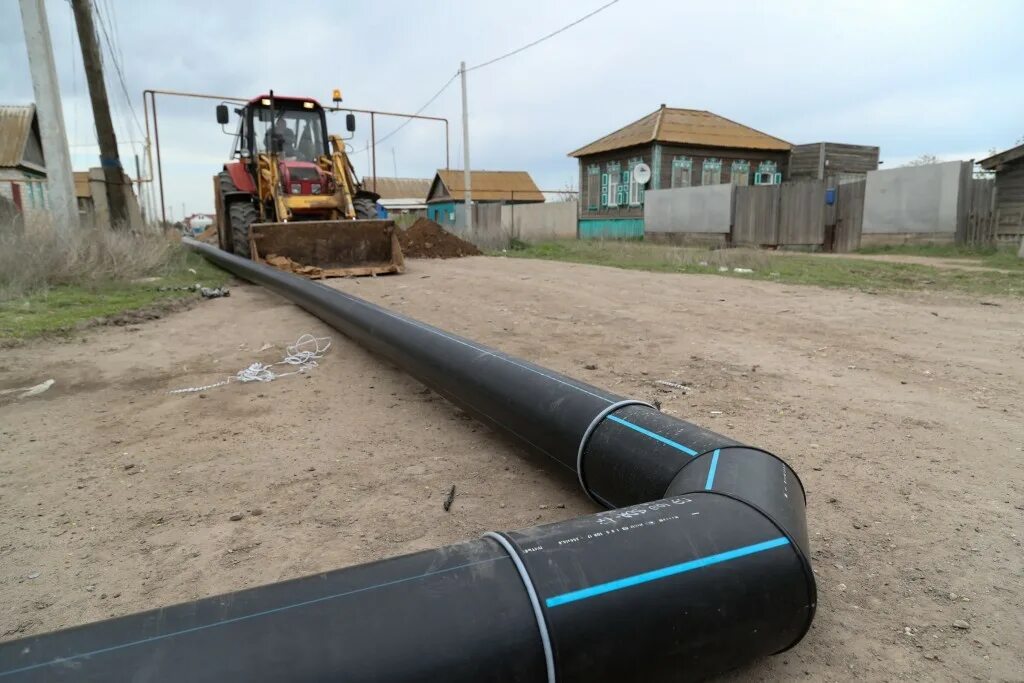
[
  {"xmin": 856, "ymin": 243, "xmax": 1024, "ymax": 270},
  {"xmin": 502, "ymin": 240, "xmax": 1023, "ymax": 298},
  {"xmin": 0, "ymin": 250, "xmax": 229, "ymax": 341}
]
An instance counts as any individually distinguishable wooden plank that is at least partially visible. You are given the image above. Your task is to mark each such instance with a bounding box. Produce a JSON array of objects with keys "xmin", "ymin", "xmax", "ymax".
[
  {"xmin": 778, "ymin": 180, "xmax": 825, "ymax": 245},
  {"xmin": 834, "ymin": 180, "xmax": 865, "ymax": 252},
  {"xmin": 732, "ymin": 185, "xmax": 779, "ymax": 245}
]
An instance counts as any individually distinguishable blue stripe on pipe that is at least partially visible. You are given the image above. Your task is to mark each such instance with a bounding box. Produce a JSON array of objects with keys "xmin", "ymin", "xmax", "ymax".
[
  {"xmin": 0, "ymin": 556, "xmax": 503, "ymax": 678},
  {"xmin": 545, "ymin": 537, "xmax": 791, "ymax": 608},
  {"xmin": 704, "ymin": 449, "xmax": 721, "ymax": 489},
  {"xmin": 606, "ymin": 415, "xmax": 698, "ymax": 456}
]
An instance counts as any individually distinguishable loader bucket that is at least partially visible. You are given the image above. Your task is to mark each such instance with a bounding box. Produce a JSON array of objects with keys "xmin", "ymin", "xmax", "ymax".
[{"xmin": 250, "ymin": 219, "xmax": 405, "ymax": 278}]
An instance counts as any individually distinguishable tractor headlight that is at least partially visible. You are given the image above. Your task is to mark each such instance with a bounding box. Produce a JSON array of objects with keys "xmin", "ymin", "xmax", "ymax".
[
  {"xmin": 290, "ymin": 183, "xmax": 301, "ymax": 194},
  {"xmin": 311, "ymin": 183, "xmax": 322, "ymax": 195}
]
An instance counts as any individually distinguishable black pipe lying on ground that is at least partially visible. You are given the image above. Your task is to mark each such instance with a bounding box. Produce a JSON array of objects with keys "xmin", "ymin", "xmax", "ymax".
[{"xmin": 0, "ymin": 240, "xmax": 816, "ymax": 682}]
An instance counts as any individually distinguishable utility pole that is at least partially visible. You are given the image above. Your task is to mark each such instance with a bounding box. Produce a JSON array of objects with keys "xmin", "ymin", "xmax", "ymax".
[
  {"xmin": 18, "ymin": 0, "xmax": 80, "ymax": 235},
  {"xmin": 460, "ymin": 61, "xmax": 472, "ymax": 234},
  {"xmin": 70, "ymin": 0, "xmax": 130, "ymax": 228}
]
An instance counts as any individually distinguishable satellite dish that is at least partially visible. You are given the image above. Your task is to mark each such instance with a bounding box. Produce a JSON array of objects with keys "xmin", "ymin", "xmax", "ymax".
[{"xmin": 633, "ymin": 163, "xmax": 652, "ymax": 185}]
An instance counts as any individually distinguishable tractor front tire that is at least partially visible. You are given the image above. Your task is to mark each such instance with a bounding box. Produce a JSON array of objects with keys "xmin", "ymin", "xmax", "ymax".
[
  {"xmin": 218, "ymin": 171, "xmax": 258, "ymax": 258},
  {"xmin": 353, "ymin": 196, "xmax": 377, "ymax": 219},
  {"xmin": 229, "ymin": 201, "xmax": 258, "ymax": 258}
]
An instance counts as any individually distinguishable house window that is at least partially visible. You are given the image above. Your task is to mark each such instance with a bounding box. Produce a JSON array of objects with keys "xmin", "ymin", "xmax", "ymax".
[
  {"xmin": 731, "ymin": 160, "xmax": 750, "ymax": 186},
  {"xmin": 586, "ymin": 164, "xmax": 600, "ymax": 210},
  {"xmin": 754, "ymin": 161, "xmax": 780, "ymax": 185},
  {"xmin": 670, "ymin": 157, "xmax": 692, "ymax": 188},
  {"xmin": 627, "ymin": 158, "xmax": 645, "ymax": 206},
  {"xmin": 701, "ymin": 158, "xmax": 722, "ymax": 185},
  {"xmin": 602, "ymin": 162, "xmax": 621, "ymax": 207}
]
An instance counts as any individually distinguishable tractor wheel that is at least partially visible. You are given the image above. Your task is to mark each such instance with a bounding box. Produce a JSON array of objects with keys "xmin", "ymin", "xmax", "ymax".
[
  {"xmin": 229, "ymin": 200, "xmax": 258, "ymax": 258},
  {"xmin": 217, "ymin": 171, "xmax": 258, "ymax": 257},
  {"xmin": 353, "ymin": 196, "xmax": 378, "ymax": 219}
]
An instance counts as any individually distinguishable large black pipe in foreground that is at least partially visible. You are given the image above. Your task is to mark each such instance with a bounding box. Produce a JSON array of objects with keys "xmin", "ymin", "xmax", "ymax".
[{"xmin": 0, "ymin": 241, "xmax": 816, "ymax": 682}]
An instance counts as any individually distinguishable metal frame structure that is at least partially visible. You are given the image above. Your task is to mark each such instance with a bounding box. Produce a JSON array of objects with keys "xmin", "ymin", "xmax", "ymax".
[{"xmin": 140, "ymin": 88, "xmax": 450, "ymax": 226}]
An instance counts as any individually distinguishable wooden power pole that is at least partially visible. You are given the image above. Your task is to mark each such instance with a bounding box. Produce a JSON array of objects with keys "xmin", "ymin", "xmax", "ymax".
[{"xmin": 70, "ymin": 0, "xmax": 130, "ymax": 228}]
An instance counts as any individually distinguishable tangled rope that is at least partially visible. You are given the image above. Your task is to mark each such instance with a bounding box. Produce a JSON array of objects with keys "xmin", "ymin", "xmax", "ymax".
[{"xmin": 170, "ymin": 334, "xmax": 331, "ymax": 394}]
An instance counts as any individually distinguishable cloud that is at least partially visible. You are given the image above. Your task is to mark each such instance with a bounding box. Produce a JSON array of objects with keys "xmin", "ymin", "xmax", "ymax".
[{"xmin": 3, "ymin": 0, "xmax": 1022, "ymax": 216}]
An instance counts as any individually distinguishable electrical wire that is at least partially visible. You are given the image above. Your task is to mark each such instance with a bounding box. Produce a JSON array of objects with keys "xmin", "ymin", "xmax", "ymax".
[
  {"xmin": 92, "ymin": 0, "xmax": 145, "ymax": 142},
  {"xmin": 466, "ymin": 0, "xmax": 620, "ymax": 72},
  {"xmin": 350, "ymin": 71, "xmax": 459, "ymax": 154}
]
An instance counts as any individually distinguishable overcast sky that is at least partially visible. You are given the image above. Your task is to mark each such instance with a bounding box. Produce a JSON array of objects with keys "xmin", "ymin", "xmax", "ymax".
[{"xmin": 3, "ymin": 0, "xmax": 1022, "ymax": 218}]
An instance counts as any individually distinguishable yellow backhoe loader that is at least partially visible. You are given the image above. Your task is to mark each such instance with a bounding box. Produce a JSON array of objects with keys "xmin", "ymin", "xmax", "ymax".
[{"xmin": 212, "ymin": 91, "xmax": 403, "ymax": 277}]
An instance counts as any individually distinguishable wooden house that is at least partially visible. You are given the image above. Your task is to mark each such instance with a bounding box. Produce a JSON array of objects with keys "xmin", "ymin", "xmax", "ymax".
[
  {"xmin": 568, "ymin": 105, "xmax": 790, "ymax": 237},
  {"xmin": 426, "ymin": 169, "xmax": 543, "ymax": 227},
  {"xmin": 978, "ymin": 143, "xmax": 1024, "ymax": 240}
]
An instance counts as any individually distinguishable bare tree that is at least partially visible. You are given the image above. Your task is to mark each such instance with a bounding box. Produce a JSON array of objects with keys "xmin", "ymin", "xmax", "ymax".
[
  {"xmin": 554, "ymin": 182, "xmax": 578, "ymax": 203},
  {"xmin": 903, "ymin": 154, "xmax": 940, "ymax": 167}
]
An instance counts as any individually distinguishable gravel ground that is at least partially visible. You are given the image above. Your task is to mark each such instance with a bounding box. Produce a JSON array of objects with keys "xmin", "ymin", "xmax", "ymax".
[{"xmin": 1, "ymin": 255, "xmax": 1021, "ymax": 681}]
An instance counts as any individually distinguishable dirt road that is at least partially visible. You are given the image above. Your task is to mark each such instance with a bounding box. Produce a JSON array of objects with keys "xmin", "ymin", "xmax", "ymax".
[{"xmin": 1, "ymin": 255, "xmax": 1021, "ymax": 681}]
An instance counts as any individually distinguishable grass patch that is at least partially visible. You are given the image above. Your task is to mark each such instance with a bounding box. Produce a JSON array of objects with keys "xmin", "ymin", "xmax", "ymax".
[
  {"xmin": 502, "ymin": 240, "xmax": 1023, "ymax": 298},
  {"xmin": 0, "ymin": 234, "xmax": 229, "ymax": 341},
  {"xmin": 856, "ymin": 243, "xmax": 1024, "ymax": 270}
]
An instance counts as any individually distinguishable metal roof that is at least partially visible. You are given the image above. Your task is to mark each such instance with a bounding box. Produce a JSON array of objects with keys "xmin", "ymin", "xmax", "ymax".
[
  {"xmin": 430, "ymin": 170, "xmax": 544, "ymax": 202},
  {"xmin": 0, "ymin": 105, "xmax": 36, "ymax": 169},
  {"xmin": 362, "ymin": 176, "xmax": 432, "ymax": 200},
  {"xmin": 568, "ymin": 106, "xmax": 791, "ymax": 157}
]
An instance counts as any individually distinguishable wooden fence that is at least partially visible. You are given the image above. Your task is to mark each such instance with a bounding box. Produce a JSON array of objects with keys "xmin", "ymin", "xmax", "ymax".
[
  {"xmin": 955, "ymin": 172, "xmax": 997, "ymax": 246},
  {"xmin": 730, "ymin": 179, "xmax": 863, "ymax": 251}
]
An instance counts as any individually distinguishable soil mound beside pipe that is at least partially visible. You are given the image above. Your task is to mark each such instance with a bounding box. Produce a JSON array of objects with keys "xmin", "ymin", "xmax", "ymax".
[{"xmin": 399, "ymin": 218, "xmax": 482, "ymax": 259}]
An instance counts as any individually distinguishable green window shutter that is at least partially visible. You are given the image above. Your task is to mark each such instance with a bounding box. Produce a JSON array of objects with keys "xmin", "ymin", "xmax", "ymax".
[
  {"xmin": 620, "ymin": 171, "xmax": 629, "ymax": 205},
  {"xmin": 600, "ymin": 173, "xmax": 608, "ymax": 207}
]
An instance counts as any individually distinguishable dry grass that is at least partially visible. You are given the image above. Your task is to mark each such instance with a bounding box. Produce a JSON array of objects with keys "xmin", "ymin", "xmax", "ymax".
[{"xmin": 0, "ymin": 228, "xmax": 181, "ymax": 300}]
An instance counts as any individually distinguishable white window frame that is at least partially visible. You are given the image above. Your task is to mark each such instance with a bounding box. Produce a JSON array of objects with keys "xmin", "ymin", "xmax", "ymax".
[
  {"xmin": 670, "ymin": 157, "xmax": 692, "ymax": 188},
  {"xmin": 754, "ymin": 161, "xmax": 780, "ymax": 185},
  {"xmin": 701, "ymin": 158, "xmax": 722, "ymax": 186},
  {"xmin": 731, "ymin": 160, "xmax": 750, "ymax": 186},
  {"xmin": 628, "ymin": 158, "xmax": 644, "ymax": 206},
  {"xmin": 586, "ymin": 164, "xmax": 600, "ymax": 210},
  {"xmin": 606, "ymin": 162, "xmax": 620, "ymax": 207}
]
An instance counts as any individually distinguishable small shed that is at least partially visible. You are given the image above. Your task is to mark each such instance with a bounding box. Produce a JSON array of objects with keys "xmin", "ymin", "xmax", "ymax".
[
  {"xmin": 978, "ymin": 143, "xmax": 1024, "ymax": 239},
  {"xmin": 789, "ymin": 142, "xmax": 879, "ymax": 182},
  {"xmin": 363, "ymin": 176, "xmax": 431, "ymax": 214},
  {"xmin": 426, "ymin": 169, "xmax": 543, "ymax": 226}
]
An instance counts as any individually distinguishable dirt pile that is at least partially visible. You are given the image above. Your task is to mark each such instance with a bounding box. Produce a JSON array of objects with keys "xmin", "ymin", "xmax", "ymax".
[{"xmin": 398, "ymin": 218, "xmax": 482, "ymax": 259}]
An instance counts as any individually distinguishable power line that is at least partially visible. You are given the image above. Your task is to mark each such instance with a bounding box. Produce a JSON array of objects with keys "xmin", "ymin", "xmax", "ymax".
[
  {"xmin": 466, "ymin": 0, "xmax": 620, "ymax": 72},
  {"xmin": 350, "ymin": 71, "xmax": 459, "ymax": 154},
  {"xmin": 358, "ymin": 0, "xmax": 620, "ymax": 155},
  {"xmin": 92, "ymin": 0, "xmax": 145, "ymax": 142}
]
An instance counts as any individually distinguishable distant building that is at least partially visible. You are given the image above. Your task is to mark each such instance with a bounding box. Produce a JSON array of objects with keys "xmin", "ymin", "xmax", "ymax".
[
  {"xmin": 363, "ymin": 176, "xmax": 431, "ymax": 214},
  {"xmin": 0, "ymin": 105, "xmax": 49, "ymax": 223},
  {"xmin": 568, "ymin": 105, "xmax": 791, "ymax": 238},
  {"xmin": 425, "ymin": 169, "xmax": 543, "ymax": 227},
  {"xmin": 978, "ymin": 143, "xmax": 1024, "ymax": 240}
]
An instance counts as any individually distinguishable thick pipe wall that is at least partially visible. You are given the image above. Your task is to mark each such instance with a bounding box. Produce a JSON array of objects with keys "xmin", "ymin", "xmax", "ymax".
[{"xmin": 0, "ymin": 241, "xmax": 816, "ymax": 681}]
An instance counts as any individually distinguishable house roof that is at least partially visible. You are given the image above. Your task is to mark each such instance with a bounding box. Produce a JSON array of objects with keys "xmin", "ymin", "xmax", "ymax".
[
  {"xmin": 362, "ymin": 176, "xmax": 431, "ymax": 200},
  {"xmin": 978, "ymin": 143, "xmax": 1024, "ymax": 171},
  {"xmin": 0, "ymin": 105, "xmax": 39, "ymax": 170},
  {"xmin": 568, "ymin": 105, "xmax": 791, "ymax": 157},
  {"xmin": 429, "ymin": 169, "xmax": 544, "ymax": 202}
]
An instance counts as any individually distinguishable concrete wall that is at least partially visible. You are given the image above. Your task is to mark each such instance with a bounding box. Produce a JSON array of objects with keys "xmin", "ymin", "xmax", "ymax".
[
  {"xmin": 862, "ymin": 161, "xmax": 962, "ymax": 234},
  {"xmin": 643, "ymin": 184, "xmax": 732, "ymax": 234},
  {"xmin": 501, "ymin": 201, "xmax": 577, "ymax": 242}
]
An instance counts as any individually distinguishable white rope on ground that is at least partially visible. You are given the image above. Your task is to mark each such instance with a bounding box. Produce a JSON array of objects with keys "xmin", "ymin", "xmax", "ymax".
[{"xmin": 169, "ymin": 334, "xmax": 331, "ymax": 394}]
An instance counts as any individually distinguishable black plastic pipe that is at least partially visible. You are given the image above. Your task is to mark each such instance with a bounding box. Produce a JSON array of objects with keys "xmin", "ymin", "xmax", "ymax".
[{"xmin": 0, "ymin": 241, "xmax": 816, "ymax": 681}]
